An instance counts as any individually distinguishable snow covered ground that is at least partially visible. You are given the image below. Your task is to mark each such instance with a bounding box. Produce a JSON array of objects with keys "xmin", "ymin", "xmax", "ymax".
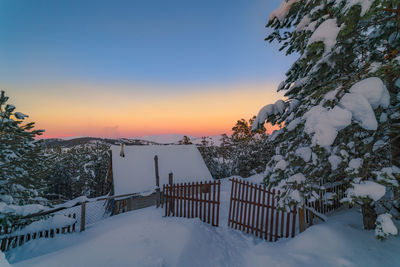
[{"xmin": 6, "ymin": 178, "xmax": 400, "ymax": 267}]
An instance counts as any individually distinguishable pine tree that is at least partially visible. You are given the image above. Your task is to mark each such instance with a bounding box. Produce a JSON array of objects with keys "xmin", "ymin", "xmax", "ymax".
[
  {"xmin": 253, "ymin": 0, "xmax": 399, "ymax": 235},
  {"xmin": 0, "ymin": 91, "xmax": 48, "ymax": 226},
  {"xmin": 178, "ymin": 135, "xmax": 193, "ymax": 145}
]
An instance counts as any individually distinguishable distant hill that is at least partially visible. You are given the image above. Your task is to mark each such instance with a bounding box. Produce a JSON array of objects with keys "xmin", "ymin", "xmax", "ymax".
[{"xmin": 38, "ymin": 134, "xmax": 225, "ymax": 147}]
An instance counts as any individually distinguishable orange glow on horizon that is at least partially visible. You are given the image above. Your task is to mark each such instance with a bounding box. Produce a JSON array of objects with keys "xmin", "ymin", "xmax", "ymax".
[{"xmin": 9, "ymin": 81, "xmax": 283, "ymax": 138}]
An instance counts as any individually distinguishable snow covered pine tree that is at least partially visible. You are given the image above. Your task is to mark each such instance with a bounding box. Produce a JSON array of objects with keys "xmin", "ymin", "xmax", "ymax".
[
  {"xmin": 252, "ymin": 0, "xmax": 399, "ymax": 238},
  {"xmin": 0, "ymin": 91, "xmax": 49, "ymax": 227}
]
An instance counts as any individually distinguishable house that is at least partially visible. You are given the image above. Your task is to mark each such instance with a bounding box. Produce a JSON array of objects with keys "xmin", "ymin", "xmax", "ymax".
[{"xmin": 107, "ymin": 144, "xmax": 213, "ymax": 214}]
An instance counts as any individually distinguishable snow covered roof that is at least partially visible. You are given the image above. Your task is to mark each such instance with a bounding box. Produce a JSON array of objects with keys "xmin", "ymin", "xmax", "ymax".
[{"xmin": 111, "ymin": 145, "xmax": 212, "ymax": 195}]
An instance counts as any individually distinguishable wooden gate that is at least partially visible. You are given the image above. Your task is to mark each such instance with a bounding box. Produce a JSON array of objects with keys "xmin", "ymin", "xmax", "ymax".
[
  {"xmin": 163, "ymin": 180, "xmax": 221, "ymax": 226},
  {"xmin": 228, "ymin": 178, "xmax": 297, "ymax": 242}
]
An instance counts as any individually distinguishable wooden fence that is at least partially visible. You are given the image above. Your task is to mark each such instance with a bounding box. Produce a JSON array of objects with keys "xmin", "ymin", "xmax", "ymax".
[
  {"xmin": 0, "ymin": 213, "xmax": 77, "ymax": 252},
  {"xmin": 163, "ymin": 180, "xmax": 221, "ymax": 226},
  {"xmin": 307, "ymin": 181, "xmax": 345, "ymax": 214},
  {"xmin": 228, "ymin": 178, "xmax": 297, "ymax": 242}
]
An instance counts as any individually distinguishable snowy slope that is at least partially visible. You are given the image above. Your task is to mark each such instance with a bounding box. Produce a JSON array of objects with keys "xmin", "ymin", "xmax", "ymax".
[
  {"xmin": 137, "ymin": 134, "xmax": 197, "ymax": 144},
  {"xmin": 111, "ymin": 145, "xmax": 212, "ymax": 195},
  {"xmin": 137, "ymin": 134, "xmax": 224, "ymax": 146},
  {"xmin": 8, "ymin": 178, "xmax": 400, "ymax": 267}
]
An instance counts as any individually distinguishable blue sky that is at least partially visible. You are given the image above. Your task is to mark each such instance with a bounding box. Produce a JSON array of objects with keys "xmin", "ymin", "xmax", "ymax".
[
  {"xmin": 0, "ymin": 0, "xmax": 296, "ymax": 137},
  {"xmin": 0, "ymin": 0, "xmax": 293, "ymax": 85}
]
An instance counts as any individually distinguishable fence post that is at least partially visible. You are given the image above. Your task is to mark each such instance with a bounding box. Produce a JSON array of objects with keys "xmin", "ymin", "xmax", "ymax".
[
  {"xmin": 80, "ymin": 202, "xmax": 86, "ymax": 232},
  {"xmin": 298, "ymin": 206, "xmax": 306, "ymax": 233},
  {"xmin": 155, "ymin": 155, "xmax": 161, "ymax": 208},
  {"xmin": 169, "ymin": 172, "xmax": 174, "ymax": 215}
]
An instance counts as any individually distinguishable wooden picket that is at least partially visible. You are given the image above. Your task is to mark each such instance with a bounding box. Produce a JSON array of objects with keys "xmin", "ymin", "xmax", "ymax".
[
  {"xmin": 228, "ymin": 178, "xmax": 297, "ymax": 242},
  {"xmin": 0, "ymin": 213, "xmax": 77, "ymax": 252},
  {"xmin": 303, "ymin": 180, "xmax": 345, "ymax": 225},
  {"xmin": 163, "ymin": 180, "xmax": 221, "ymax": 226}
]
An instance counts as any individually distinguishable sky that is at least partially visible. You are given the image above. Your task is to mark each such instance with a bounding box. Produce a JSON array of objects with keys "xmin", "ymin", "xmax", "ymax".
[{"xmin": 0, "ymin": 0, "xmax": 295, "ymax": 138}]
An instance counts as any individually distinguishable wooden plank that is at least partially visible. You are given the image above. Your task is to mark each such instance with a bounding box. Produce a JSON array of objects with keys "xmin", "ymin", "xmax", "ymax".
[
  {"xmin": 264, "ymin": 188, "xmax": 270, "ymax": 240},
  {"xmin": 195, "ymin": 182, "xmax": 199, "ymax": 218},
  {"xmin": 207, "ymin": 182, "xmax": 211, "ymax": 224},
  {"xmin": 216, "ymin": 180, "xmax": 221, "ymax": 227},
  {"xmin": 241, "ymin": 182, "xmax": 249, "ymax": 231},
  {"xmin": 238, "ymin": 180, "xmax": 245, "ymax": 230},
  {"xmin": 286, "ymin": 211, "xmax": 290, "ymax": 238},
  {"xmin": 246, "ymin": 182, "xmax": 253, "ymax": 234},
  {"xmin": 203, "ymin": 182, "xmax": 207, "ymax": 222},
  {"xmin": 255, "ymin": 184, "xmax": 261, "ymax": 236},
  {"xmin": 80, "ymin": 202, "xmax": 86, "ymax": 232},
  {"xmin": 228, "ymin": 178, "xmax": 235, "ymax": 227},
  {"xmin": 164, "ymin": 184, "xmax": 168, "ymax": 217},
  {"xmin": 187, "ymin": 183, "xmax": 191, "ymax": 218},
  {"xmin": 274, "ymin": 191, "xmax": 280, "ymax": 241},
  {"xmin": 184, "ymin": 183, "xmax": 187, "ymax": 218},
  {"xmin": 199, "ymin": 182, "xmax": 203, "ymax": 220},
  {"xmin": 235, "ymin": 179, "xmax": 242, "ymax": 229},
  {"xmin": 180, "ymin": 183, "xmax": 183, "ymax": 217},
  {"xmin": 259, "ymin": 185, "xmax": 266, "ymax": 238},
  {"xmin": 172, "ymin": 184, "xmax": 176, "ymax": 216},
  {"xmin": 298, "ymin": 206, "xmax": 306, "ymax": 233},
  {"xmin": 251, "ymin": 184, "xmax": 257, "ymax": 234},
  {"xmin": 269, "ymin": 190, "xmax": 275, "ymax": 242},
  {"xmin": 292, "ymin": 205, "xmax": 297, "ymax": 238},
  {"xmin": 212, "ymin": 181, "xmax": 216, "ymax": 226}
]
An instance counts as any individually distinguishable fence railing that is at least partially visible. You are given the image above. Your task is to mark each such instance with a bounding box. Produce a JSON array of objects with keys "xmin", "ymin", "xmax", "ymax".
[
  {"xmin": 163, "ymin": 180, "xmax": 221, "ymax": 226},
  {"xmin": 0, "ymin": 213, "xmax": 77, "ymax": 252},
  {"xmin": 306, "ymin": 181, "xmax": 345, "ymax": 214},
  {"xmin": 228, "ymin": 178, "xmax": 297, "ymax": 242}
]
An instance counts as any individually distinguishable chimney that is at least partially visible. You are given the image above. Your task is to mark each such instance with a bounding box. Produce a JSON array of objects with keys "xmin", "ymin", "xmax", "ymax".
[{"xmin": 120, "ymin": 143, "xmax": 125, "ymax": 157}]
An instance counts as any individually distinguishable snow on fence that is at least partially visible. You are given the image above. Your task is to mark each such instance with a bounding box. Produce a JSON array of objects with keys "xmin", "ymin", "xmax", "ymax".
[
  {"xmin": 0, "ymin": 198, "xmax": 109, "ymax": 252},
  {"xmin": 227, "ymin": 178, "xmax": 346, "ymax": 242},
  {"xmin": 306, "ymin": 180, "xmax": 345, "ymax": 215},
  {"xmin": 0, "ymin": 213, "xmax": 77, "ymax": 252},
  {"xmin": 163, "ymin": 180, "xmax": 221, "ymax": 227},
  {"xmin": 228, "ymin": 178, "xmax": 297, "ymax": 242}
]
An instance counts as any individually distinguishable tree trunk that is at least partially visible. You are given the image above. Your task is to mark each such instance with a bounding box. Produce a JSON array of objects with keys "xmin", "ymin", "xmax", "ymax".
[{"xmin": 361, "ymin": 203, "xmax": 377, "ymax": 230}]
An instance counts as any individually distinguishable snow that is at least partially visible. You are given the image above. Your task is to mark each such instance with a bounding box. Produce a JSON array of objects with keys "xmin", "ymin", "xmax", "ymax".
[
  {"xmin": 0, "ymin": 203, "xmax": 46, "ymax": 217},
  {"xmin": 379, "ymin": 113, "xmax": 388, "ymax": 123},
  {"xmin": 307, "ymin": 19, "xmax": 341, "ymax": 53},
  {"xmin": 286, "ymin": 117, "xmax": 302, "ymax": 131},
  {"xmin": 338, "ymin": 77, "xmax": 390, "ymax": 131},
  {"xmin": 304, "ymin": 106, "xmax": 351, "ymax": 147},
  {"xmin": 348, "ymin": 158, "xmax": 363, "ymax": 170},
  {"xmin": 111, "ymin": 145, "xmax": 212, "ymax": 195},
  {"xmin": 295, "ymin": 15, "xmax": 311, "ymax": 31},
  {"xmin": 138, "ymin": 134, "xmax": 196, "ymax": 144},
  {"xmin": 6, "ymin": 178, "xmax": 400, "ymax": 267},
  {"xmin": 0, "ymin": 251, "xmax": 11, "ymax": 267},
  {"xmin": 375, "ymin": 214, "xmax": 398, "ymax": 239},
  {"xmin": 274, "ymin": 159, "xmax": 287, "ymax": 171},
  {"xmin": 287, "ymin": 173, "xmax": 306, "ymax": 184},
  {"xmin": 252, "ymin": 100, "xmax": 286, "ymax": 131},
  {"xmin": 347, "ymin": 181, "xmax": 386, "ymax": 202},
  {"xmin": 295, "ymin": 147, "xmax": 312, "ymax": 162},
  {"xmin": 2, "ymin": 215, "xmax": 76, "ymax": 238},
  {"xmin": 269, "ymin": 0, "xmax": 299, "ymax": 22},
  {"xmin": 373, "ymin": 140, "xmax": 386, "ymax": 152},
  {"xmin": 349, "ymin": 77, "xmax": 390, "ymax": 109},
  {"xmin": 374, "ymin": 167, "xmax": 400, "ymax": 187},
  {"xmin": 328, "ymin": 155, "xmax": 342, "ymax": 170},
  {"xmin": 289, "ymin": 189, "xmax": 302, "ymax": 202},
  {"xmin": 337, "ymin": 0, "xmax": 374, "ymax": 16},
  {"xmin": 339, "ymin": 93, "xmax": 377, "ymax": 130},
  {"xmin": 137, "ymin": 134, "xmax": 224, "ymax": 146}
]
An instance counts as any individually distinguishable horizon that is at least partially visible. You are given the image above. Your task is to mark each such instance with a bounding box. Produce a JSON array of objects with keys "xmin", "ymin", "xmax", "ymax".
[{"xmin": 2, "ymin": 0, "xmax": 293, "ymax": 138}]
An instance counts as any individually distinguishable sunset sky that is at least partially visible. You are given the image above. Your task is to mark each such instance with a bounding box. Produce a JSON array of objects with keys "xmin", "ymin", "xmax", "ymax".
[{"xmin": 1, "ymin": 0, "xmax": 295, "ymax": 138}]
